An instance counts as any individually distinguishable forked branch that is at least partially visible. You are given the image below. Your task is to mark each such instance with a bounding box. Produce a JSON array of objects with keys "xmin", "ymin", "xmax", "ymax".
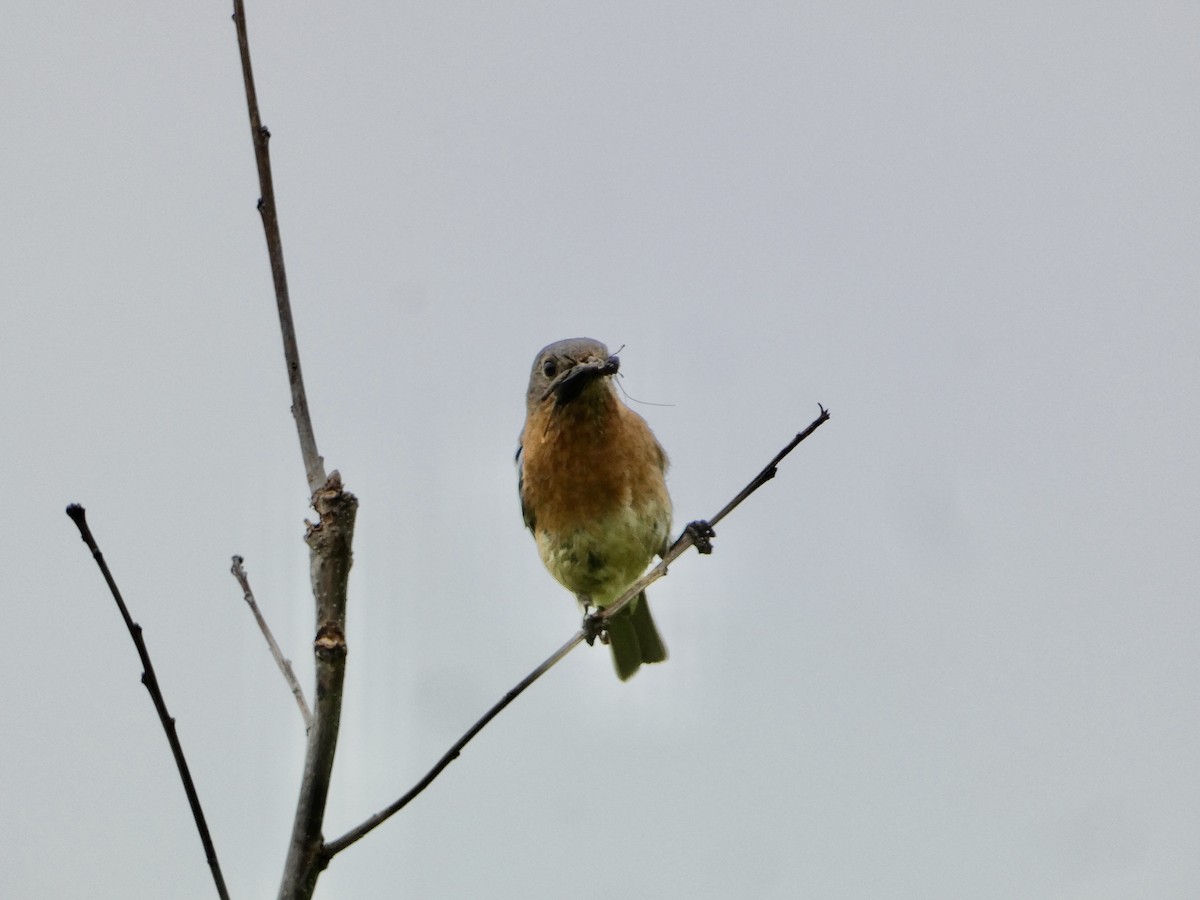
[{"xmin": 230, "ymin": 4, "xmax": 355, "ymax": 899}]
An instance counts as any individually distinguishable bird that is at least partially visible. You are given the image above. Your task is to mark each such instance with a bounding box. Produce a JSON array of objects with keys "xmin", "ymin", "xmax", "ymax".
[{"xmin": 517, "ymin": 337, "xmax": 671, "ymax": 680}]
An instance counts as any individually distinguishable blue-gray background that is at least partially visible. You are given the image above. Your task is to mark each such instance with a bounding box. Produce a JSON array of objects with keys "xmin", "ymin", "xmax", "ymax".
[{"xmin": 4, "ymin": 3, "xmax": 1197, "ymax": 898}]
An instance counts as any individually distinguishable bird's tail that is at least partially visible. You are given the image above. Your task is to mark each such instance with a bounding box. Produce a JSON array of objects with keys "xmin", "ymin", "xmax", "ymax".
[{"xmin": 607, "ymin": 591, "xmax": 668, "ymax": 681}]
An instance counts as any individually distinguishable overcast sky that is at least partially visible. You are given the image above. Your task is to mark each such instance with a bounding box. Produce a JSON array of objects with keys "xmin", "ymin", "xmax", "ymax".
[{"xmin": 4, "ymin": 3, "xmax": 1198, "ymax": 898}]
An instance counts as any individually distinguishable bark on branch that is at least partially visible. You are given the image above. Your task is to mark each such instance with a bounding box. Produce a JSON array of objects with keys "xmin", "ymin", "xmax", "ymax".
[{"xmin": 276, "ymin": 473, "xmax": 358, "ymax": 900}]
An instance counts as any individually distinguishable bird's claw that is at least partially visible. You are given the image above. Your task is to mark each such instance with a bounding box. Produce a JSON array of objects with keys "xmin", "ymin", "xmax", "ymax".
[{"xmin": 686, "ymin": 520, "xmax": 716, "ymax": 554}]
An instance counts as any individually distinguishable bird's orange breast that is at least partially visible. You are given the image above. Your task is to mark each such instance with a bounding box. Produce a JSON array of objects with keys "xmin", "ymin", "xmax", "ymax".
[{"xmin": 520, "ymin": 388, "xmax": 669, "ymax": 535}]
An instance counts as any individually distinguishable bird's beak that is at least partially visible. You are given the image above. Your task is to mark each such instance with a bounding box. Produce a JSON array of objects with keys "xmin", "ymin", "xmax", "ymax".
[{"xmin": 542, "ymin": 355, "xmax": 620, "ymax": 404}]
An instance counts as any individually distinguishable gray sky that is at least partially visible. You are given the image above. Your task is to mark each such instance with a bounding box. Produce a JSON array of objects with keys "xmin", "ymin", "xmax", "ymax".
[{"xmin": 4, "ymin": 3, "xmax": 1198, "ymax": 898}]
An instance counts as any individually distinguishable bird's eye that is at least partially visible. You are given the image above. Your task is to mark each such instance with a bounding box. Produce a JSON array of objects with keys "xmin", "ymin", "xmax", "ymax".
[{"xmin": 542, "ymin": 359, "xmax": 558, "ymax": 378}]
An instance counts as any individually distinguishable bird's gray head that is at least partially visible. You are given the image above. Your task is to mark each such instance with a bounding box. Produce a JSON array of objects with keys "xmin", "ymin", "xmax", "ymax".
[{"xmin": 525, "ymin": 338, "xmax": 620, "ymax": 411}]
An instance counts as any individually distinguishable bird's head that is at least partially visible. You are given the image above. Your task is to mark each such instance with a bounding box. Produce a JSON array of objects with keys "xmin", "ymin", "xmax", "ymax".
[{"xmin": 526, "ymin": 337, "xmax": 620, "ymax": 412}]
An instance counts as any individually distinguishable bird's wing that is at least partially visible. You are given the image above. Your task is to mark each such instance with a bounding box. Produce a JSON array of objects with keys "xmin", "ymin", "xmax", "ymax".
[{"xmin": 515, "ymin": 442, "xmax": 535, "ymax": 532}]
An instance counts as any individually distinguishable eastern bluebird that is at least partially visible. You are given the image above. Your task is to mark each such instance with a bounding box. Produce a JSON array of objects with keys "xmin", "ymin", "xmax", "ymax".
[{"xmin": 517, "ymin": 337, "xmax": 671, "ymax": 681}]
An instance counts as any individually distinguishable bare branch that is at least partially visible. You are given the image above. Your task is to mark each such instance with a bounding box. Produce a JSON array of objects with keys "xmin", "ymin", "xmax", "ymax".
[
  {"xmin": 65, "ymin": 505, "xmax": 231, "ymax": 900},
  {"xmin": 231, "ymin": 555, "xmax": 312, "ymax": 729},
  {"xmin": 231, "ymin": 0, "xmax": 326, "ymax": 495},
  {"xmin": 322, "ymin": 405, "xmax": 831, "ymax": 858},
  {"xmin": 276, "ymin": 473, "xmax": 358, "ymax": 900}
]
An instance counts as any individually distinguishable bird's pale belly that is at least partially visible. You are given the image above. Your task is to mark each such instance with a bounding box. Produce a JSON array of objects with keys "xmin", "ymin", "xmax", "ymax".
[{"xmin": 536, "ymin": 502, "xmax": 670, "ymax": 608}]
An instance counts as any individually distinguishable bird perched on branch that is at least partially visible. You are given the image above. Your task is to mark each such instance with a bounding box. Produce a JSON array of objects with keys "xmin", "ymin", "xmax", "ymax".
[{"xmin": 517, "ymin": 337, "xmax": 671, "ymax": 680}]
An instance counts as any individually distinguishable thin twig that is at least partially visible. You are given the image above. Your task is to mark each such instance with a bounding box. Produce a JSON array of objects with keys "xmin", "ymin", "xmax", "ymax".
[
  {"xmin": 65, "ymin": 505, "xmax": 231, "ymax": 900},
  {"xmin": 322, "ymin": 405, "xmax": 831, "ymax": 859},
  {"xmin": 231, "ymin": 0, "xmax": 325, "ymax": 496},
  {"xmin": 231, "ymin": 555, "xmax": 312, "ymax": 729}
]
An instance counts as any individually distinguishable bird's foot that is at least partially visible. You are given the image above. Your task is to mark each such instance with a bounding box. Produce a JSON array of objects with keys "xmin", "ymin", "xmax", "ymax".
[
  {"xmin": 582, "ymin": 608, "xmax": 608, "ymax": 646},
  {"xmin": 686, "ymin": 520, "xmax": 716, "ymax": 554}
]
